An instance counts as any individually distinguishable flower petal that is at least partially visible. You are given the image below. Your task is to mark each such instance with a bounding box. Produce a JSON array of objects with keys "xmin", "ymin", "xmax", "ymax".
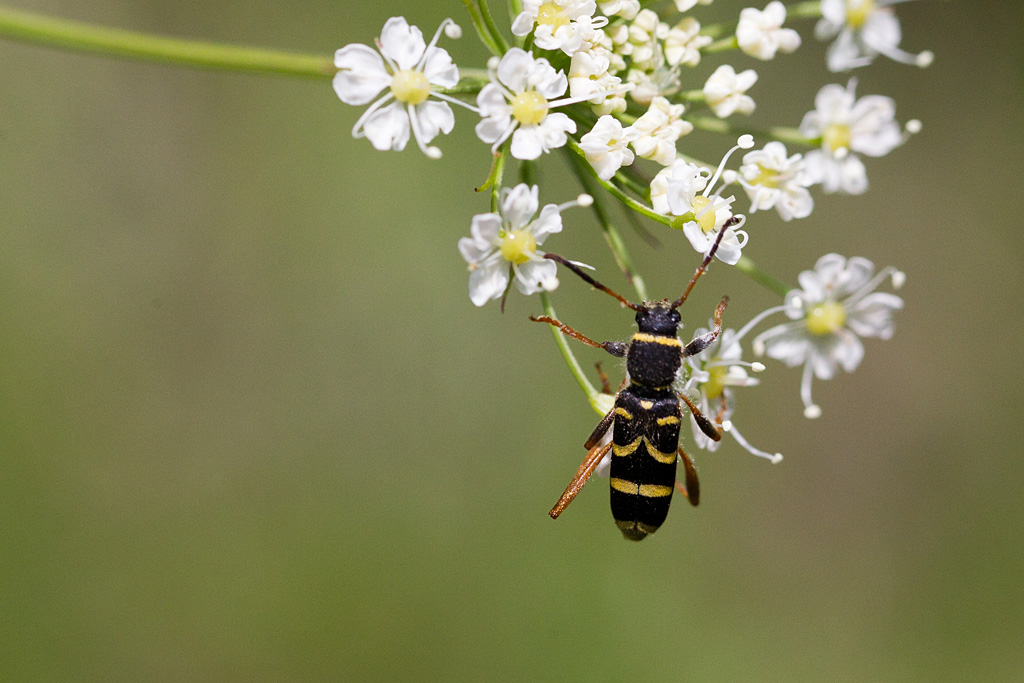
[
  {"xmin": 379, "ymin": 17, "xmax": 426, "ymax": 71},
  {"xmin": 333, "ymin": 44, "xmax": 390, "ymax": 105},
  {"xmin": 422, "ymin": 47, "xmax": 459, "ymax": 89},
  {"xmin": 469, "ymin": 262, "xmax": 509, "ymax": 306},
  {"xmin": 413, "ymin": 101, "xmax": 455, "ymax": 142},
  {"xmin": 361, "ymin": 101, "xmax": 410, "ymax": 151}
]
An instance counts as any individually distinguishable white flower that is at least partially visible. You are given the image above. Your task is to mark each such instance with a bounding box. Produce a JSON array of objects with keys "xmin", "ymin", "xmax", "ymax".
[
  {"xmin": 568, "ymin": 48, "xmax": 628, "ymax": 114},
  {"xmin": 664, "ymin": 17, "xmax": 711, "ymax": 67},
  {"xmin": 615, "ymin": 9, "xmax": 665, "ymax": 70},
  {"xmin": 333, "ymin": 17, "xmax": 466, "ymax": 159},
  {"xmin": 580, "ymin": 115, "xmax": 635, "ymax": 180},
  {"xmin": 512, "ymin": 0, "xmax": 607, "ymax": 55},
  {"xmin": 650, "ymin": 137, "xmax": 755, "ymax": 265},
  {"xmin": 703, "ymin": 65, "xmax": 758, "ymax": 118},
  {"xmin": 629, "ymin": 96, "xmax": 693, "ymax": 166},
  {"xmin": 737, "ymin": 142, "xmax": 814, "ymax": 221},
  {"xmin": 736, "ymin": 2, "xmax": 801, "ymax": 61},
  {"xmin": 458, "ymin": 185, "xmax": 592, "ymax": 307},
  {"xmin": 799, "ymin": 80, "xmax": 906, "ymax": 194},
  {"xmin": 475, "ymin": 49, "xmax": 577, "ymax": 160},
  {"xmin": 682, "ymin": 326, "xmax": 780, "ymax": 463},
  {"xmin": 816, "ymin": 0, "xmax": 933, "ymax": 72},
  {"xmin": 753, "ymin": 253, "xmax": 905, "ymax": 418},
  {"xmin": 598, "ymin": 0, "xmax": 640, "ymax": 19}
]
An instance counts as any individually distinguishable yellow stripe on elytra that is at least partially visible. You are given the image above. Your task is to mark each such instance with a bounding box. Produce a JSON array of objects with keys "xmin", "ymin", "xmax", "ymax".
[
  {"xmin": 610, "ymin": 478, "xmax": 639, "ymax": 495},
  {"xmin": 612, "ymin": 436, "xmax": 676, "ymax": 464},
  {"xmin": 656, "ymin": 416, "xmax": 680, "ymax": 426},
  {"xmin": 638, "ymin": 484, "xmax": 673, "ymax": 498},
  {"xmin": 632, "ymin": 333, "xmax": 682, "ymax": 347},
  {"xmin": 610, "ymin": 479, "xmax": 673, "ymax": 498},
  {"xmin": 614, "ymin": 407, "xmax": 633, "ymax": 420}
]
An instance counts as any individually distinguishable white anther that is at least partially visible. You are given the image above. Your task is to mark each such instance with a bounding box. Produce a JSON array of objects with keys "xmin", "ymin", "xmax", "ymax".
[
  {"xmin": 905, "ymin": 119, "xmax": 922, "ymax": 135},
  {"xmin": 804, "ymin": 405, "xmax": 822, "ymax": 419},
  {"xmin": 487, "ymin": 56, "xmax": 500, "ymax": 70},
  {"xmin": 916, "ymin": 51, "xmax": 934, "ymax": 68},
  {"xmin": 444, "ymin": 22, "xmax": 462, "ymax": 39},
  {"xmin": 721, "ymin": 420, "xmax": 733, "ymax": 432},
  {"xmin": 577, "ymin": 193, "xmax": 594, "ymax": 207},
  {"xmin": 425, "ymin": 146, "xmax": 443, "ymax": 160},
  {"xmin": 737, "ymin": 134, "xmax": 755, "ymax": 149},
  {"xmin": 891, "ymin": 270, "xmax": 906, "ymax": 289},
  {"xmin": 770, "ymin": 453, "xmax": 783, "ymax": 464},
  {"xmin": 721, "ymin": 170, "xmax": 738, "ymax": 186},
  {"xmin": 751, "ymin": 362, "xmax": 766, "ymax": 373}
]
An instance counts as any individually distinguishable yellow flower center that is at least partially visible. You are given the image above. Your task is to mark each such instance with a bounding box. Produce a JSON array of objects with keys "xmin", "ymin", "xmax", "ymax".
[
  {"xmin": 806, "ymin": 301, "xmax": 848, "ymax": 336},
  {"xmin": 691, "ymin": 195, "xmax": 718, "ymax": 234},
  {"xmin": 823, "ymin": 123, "xmax": 852, "ymax": 153},
  {"xmin": 499, "ymin": 230, "xmax": 538, "ymax": 264},
  {"xmin": 749, "ymin": 164, "xmax": 780, "ymax": 188},
  {"xmin": 390, "ymin": 69, "xmax": 431, "ymax": 105},
  {"xmin": 511, "ymin": 91, "xmax": 550, "ymax": 125},
  {"xmin": 846, "ymin": 0, "xmax": 876, "ymax": 28},
  {"xmin": 537, "ymin": 3, "xmax": 571, "ymax": 30},
  {"xmin": 702, "ymin": 362, "xmax": 728, "ymax": 401}
]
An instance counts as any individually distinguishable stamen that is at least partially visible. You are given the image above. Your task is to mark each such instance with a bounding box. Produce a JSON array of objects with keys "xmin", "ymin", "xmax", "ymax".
[
  {"xmin": 728, "ymin": 423, "xmax": 784, "ymax": 463},
  {"xmin": 752, "ymin": 319, "xmax": 802, "ymax": 357},
  {"xmin": 556, "ymin": 194, "xmax": 593, "ymax": 212},
  {"xmin": 705, "ymin": 136, "xmax": 754, "ymax": 197},
  {"xmin": 407, "ymin": 104, "xmax": 443, "ymax": 159},
  {"xmin": 418, "ymin": 19, "xmax": 459, "ymax": 71},
  {"xmin": 800, "ymin": 361, "xmax": 821, "ymax": 419},
  {"xmin": 351, "ymin": 93, "xmax": 396, "ymax": 139},
  {"xmin": 844, "ymin": 265, "xmax": 903, "ymax": 306},
  {"xmin": 490, "ymin": 120, "xmax": 518, "ymax": 155},
  {"xmin": 432, "ymin": 91, "xmax": 480, "ymax": 113},
  {"xmin": 548, "ymin": 84, "xmax": 634, "ymax": 109}
]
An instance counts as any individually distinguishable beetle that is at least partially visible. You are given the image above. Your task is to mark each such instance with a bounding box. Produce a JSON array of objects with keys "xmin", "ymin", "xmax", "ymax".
[{"xmin": 530, "ymin": 222, "xmax": 736, "ymax": 540}]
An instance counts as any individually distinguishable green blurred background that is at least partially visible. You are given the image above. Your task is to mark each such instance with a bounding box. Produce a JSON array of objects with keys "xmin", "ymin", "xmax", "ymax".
[{"xmin": 1, "ymin": 1, "xmax": 1022, "ymax": 680}]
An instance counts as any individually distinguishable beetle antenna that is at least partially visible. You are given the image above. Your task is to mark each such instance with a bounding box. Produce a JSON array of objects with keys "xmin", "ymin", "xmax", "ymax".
[
  {"xmin": 671, "ymin": 216, "xmax": 740, "ymax": 310},
  {"xmin": 544, "ymin": 253, "xmax": 642, "ymax": 311}
]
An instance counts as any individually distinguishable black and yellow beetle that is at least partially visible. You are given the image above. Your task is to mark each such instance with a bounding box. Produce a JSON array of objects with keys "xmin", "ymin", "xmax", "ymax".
[{"xmin": 531, "ymin": 222, "xmax": 735, "ymax": 540}]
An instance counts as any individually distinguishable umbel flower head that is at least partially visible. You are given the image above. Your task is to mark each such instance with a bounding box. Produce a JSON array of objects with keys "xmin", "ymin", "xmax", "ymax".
[
  {"xmin": 333, "ymin": 17, "xmax": 467, "ymax": 158},
  {"xmin": 737, "ymin": 141, "xmax": 814, "ymax": 221},
  {"xmin": 753, "ymin": 254, "xmax": 905, "ymax": 418},
  {"xmin": 511, "ymin": 0, "xmax": 608, "ymax": 55},
  {"xmin": 458, "ymin": 184, "xmax": 592, "ymax": 306}
]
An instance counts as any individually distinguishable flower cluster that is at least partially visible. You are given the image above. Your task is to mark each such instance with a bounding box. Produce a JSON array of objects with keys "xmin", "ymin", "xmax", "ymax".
[{"xmin": 330, "ymin": 1, "xmax": 927, "ymax": 461}]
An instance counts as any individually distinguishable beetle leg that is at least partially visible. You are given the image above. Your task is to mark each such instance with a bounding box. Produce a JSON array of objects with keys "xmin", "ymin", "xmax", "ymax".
[
  {"xmin": 675, "ymin": 447, "xmax": 700, "ymax": 507},
  {"xmin": 683, "ymin": 296, "xmax": 729, "ymax": 357},
  {"xmin": 529, "ymin": 315, "xmax": 627, "ymax": 357},
  {"xmin": 549, "ymin": 441, "xmax": 613, "ymax": 519},
  {"xmin": 678, "ymin": 391, "xmax": 722, "ymax": 442}
]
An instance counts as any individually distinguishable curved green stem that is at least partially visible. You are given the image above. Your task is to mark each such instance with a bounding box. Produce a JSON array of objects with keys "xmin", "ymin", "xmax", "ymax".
[
  {"xmin": 540, "ymin": 292, "xmax": 604, "ymax": 415},
  {"xmin": 735, "ymin": 255, "xmax": 791, "ymax": 298},
  {"xmin": 0, "ymin": 6, "xmax": 334, "ymax": 78}
]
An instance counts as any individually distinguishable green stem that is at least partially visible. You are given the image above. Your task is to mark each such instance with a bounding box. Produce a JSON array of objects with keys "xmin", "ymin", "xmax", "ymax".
[
  {"xmin": 0, "ymin": 6, "xmax": 334, "ymax": 78},
  {"xmin": 704, "ymin": 36, "xmax": 738, "ymax": 54},
  {"xmin": 462, "ymin": 0, "xmax": 502, "ymax": 56},
  {"xmin": 566, "ymin": 140, "xmax": 672, "ymax": 227},
  {"xmin": 540, "ymin": 292, "xmax": 604, "ymax": 414},
  {"xmin": 564, "ymin": 151, "xmax": 649, "ymax": 302},
  {"xmin": 734, "ymin": 256, "xmax": 791, "ymax": 298},
  {"xmin": 688, "ymin": 116, "xmax": 815, "ymax": 147},
  {"xmin": 787, "ymin": 1, "xmax": 823, "ymax": 20},
  {"xmin": 476, "ymin": 0, "xmax": 510, "ymax": 53}
]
